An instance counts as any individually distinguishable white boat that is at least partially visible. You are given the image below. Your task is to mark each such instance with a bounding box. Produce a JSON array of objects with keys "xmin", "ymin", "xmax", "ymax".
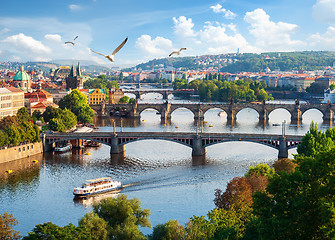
[
  {"xmin": 73, "ymin": 177, "xmax": 122, "ymax": 197},
  {"xmin": 54, "ymin": 143, "xmax": 72, "ymax": 153}
]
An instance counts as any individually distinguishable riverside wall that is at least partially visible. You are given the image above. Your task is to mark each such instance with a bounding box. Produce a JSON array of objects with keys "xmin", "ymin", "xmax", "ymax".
[{"xmin": 0, "ymin": 142, "xmax": 43, "ymax": 164}]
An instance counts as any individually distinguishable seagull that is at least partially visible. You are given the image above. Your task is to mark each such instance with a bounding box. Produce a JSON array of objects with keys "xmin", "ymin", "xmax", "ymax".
[
  {"xmin": 90, "ymin": 37, "xmax": 128, "ymax": 62},
  {"xmin": 169, "ymin": 47, "xmax": 187, "ymax": 57},
  {"xmin": 65, "ymin": 36, "xmax": 78, "ymax": 46}
]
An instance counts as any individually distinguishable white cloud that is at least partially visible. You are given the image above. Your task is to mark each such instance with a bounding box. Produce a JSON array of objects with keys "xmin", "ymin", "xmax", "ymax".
[
  {"xmin": 210, "ymin": 4, "xmax": 237, "ymax": 20},
  {"xmin": 135, "ymin": 35, "xmax": 172, "ymax": 57},
  {"xmin": 198, "ymin": 22, "xmax": 259, "ymax": 54},
  {"xmin": 244, "ymin": 8, "xmax": 303, "ymax": 51},
  {"xmin": 44, "ymin": 34, "xmax": 62, "ymax": 42},
  {"xmin": 2, "ymin": 33, "xmax": 51, "ymax": 58},
  {"xmin": 308, "ymin": 26, "xmax": 335, "ymax": 49},
  {"xmin": 173, "ymin": 16, "xmax": 196, "ymax": 38},
  {"xmin": 69, "ymin": 4, "xmax": 82, "ymax": 11},
  {"xmin": 313, "ymin": 0, "xmax": 335, "ymax": 24}
]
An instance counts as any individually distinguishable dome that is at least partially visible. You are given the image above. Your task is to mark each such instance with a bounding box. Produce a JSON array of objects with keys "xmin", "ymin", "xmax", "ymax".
[{"xmin": 13, "ymin": 66, "xmax": 30, "ymax": 81}]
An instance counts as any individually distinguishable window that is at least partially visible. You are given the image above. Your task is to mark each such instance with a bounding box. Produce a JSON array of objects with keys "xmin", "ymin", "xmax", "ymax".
[
  {"xmin": 31, "ymin": 145, "xmax": 34, "ymax": 149},
  {"xmin": 18, "ymin": 148, "xmax": 21, "ymax": 152}
]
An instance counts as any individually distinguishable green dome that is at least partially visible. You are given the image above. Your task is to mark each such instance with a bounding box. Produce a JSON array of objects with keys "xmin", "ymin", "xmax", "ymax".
[{"xmin": 13, "ymin": 66, "xmax": 30, "ymax": 81}]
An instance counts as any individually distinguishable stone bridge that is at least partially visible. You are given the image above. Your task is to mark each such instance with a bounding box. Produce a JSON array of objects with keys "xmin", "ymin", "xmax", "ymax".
[
  {"xmin": 121, "ymin": 89, "xmax": 194, "ymax": 100},
  {"xmin": 43, "ymin": 131, "xmax": 303, "ymax": 159},
  {"xmin": 90, "ymin": 101, "xmax": 335, "ymax": 123}
]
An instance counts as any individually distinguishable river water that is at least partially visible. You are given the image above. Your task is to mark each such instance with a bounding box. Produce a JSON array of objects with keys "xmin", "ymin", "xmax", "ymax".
[{"xmin": 0, "ymin": 93, "xmax": 331, "ymax": 236}]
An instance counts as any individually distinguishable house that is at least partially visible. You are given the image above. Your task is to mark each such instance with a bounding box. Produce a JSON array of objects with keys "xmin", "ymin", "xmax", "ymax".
[
  {"xmin": 109, "ymin": 88, "xmax": 124, "ymax": 104},
  {"xmin": 88, "ymin": 89, "xmax": 105, "ymax": 105}
]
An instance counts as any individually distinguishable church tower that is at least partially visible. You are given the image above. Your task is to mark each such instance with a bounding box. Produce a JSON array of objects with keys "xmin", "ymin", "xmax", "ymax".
[{"xmin": 65, "ymin": 62, "xmax": 83, "ymax": 89}]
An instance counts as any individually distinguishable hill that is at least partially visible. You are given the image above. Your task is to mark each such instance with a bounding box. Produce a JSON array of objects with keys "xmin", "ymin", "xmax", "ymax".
[{"xmin": 124, "ymin": 51, "xmax": 335, "ymax": 73}]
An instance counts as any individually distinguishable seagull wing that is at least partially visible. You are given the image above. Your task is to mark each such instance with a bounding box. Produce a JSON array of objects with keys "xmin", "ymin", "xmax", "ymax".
[
  {"xmin": 180, "ymin": 47, "xmax": 187, "ymax": 51},
  {"xmin": 90, "ymin": 49, "xmax": 106, "ymax": 57},
  {"xmin": 73, "ymin": 36, "xmax": 78, "ymax": 41},
  {"xmin": 65, "ymin": 41, "xmax": 74, "ymax": 45},
  {"xmin": 169, "ymin": 51, "xmax": 178, "ymax": 57},
  {"xmin": 111, "ymin": 37, "xmax": 128, "ymax": 56}
]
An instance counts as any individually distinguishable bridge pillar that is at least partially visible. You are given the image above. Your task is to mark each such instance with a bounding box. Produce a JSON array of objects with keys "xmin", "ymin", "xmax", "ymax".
[
  {"xmin": 110, "ymin": 134, "xmax": 125, "ymax": 154},
  {"xmin": 278, "ymin": 136, "xmax": 288, "ymax": 159},
  {"xmin": 192, "ymin": 135, "xmax": 206, "ymax": 156},
  {"xmin": 162, "ymin": 91, "xmax": 168, "ymax": 100},
  {"xmin": 194, "ymin": 110, "xmax": 204, "ymax": 121},
  {"xmin": 129, "ymin": 101, "xmax": 140, "ymax": 118},
  {"xmin": 291, "ymin": 106, "xmax": 302, "ymax": 123},
  {"xmin": 42, "ymin": 134, "xmax": 53, "ymax": 152},
  {"xmin": 226, "ymin": 109, "xmax": 236, "ymax": 123},
  {"xmin": 323, "ymin": 108, "xmax": 334, "ymax": 123},
  {"xmin": 258, "ymin": 109, "xmax": 269, "ymax": 122}
]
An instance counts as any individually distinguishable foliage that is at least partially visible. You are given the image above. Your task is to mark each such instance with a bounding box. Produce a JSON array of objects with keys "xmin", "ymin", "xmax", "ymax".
[
  {"xmin": 149, "ymin": 220, "xmax": 186, "ymax": 240},
  {"xmin": 173, "ymin": 78, "xmax": 273, "ymax": 102},
  {"xmin": 84, "ymin": 75, "xmax": 119, "ymax": 99},
  {"xmin": 93, "ymin": 194, "xmax": 151, "ymax": 240},
  {"xmin": 245, "ymin": 163, "xmax": 275, "ymax": 178},
  {"xmin": 42, "ymin": 106, "xmax": 61, "ymax": 122},
  {"xmin": 214, "ymin": 177, "xmax": 253, "ymax": 210},
  {"xmin": 128, "ymin": 98, "xmax": 136, "ymax": 104},
  {"xmin": 59, "ymin": 108, "xmax": 77, "ymax": 130},
  {"xmin": 119, "ymin": 95, "xmax": 129, "ymax": 103},
  {"xmin": 32, "ymin": 110, "xmax": 43, "ymax": 123},
  {"xmin": 16, "ymin": 107, "xmax": 30, "ymax": 123},
  {"xmin": 297, "ymin": 122, "xmax": 335, "ymax": 157},
  {"xmin": 48, "ymin": 118, "xmax": 66, "ymax": 132},
  {"xmin": 59, "ymin": 89, "xmax": 95, "ymax": 123},
  {"xmin": 23, "ymin": 222, "xmax": 84, "ymax": 240},
  {"xmin": 78, "ymin": 212, "xmax": 108, "ymax": 240},
  {"xmin": 0, "ymin": 116, "xmax": 17, "ymax": 130},
  {"xmin": 273, "ymin": 158, "xmax": 297, "ymax": 173},
  {"xmin": 0, "ymin": 212, "xmax": 21, "ymax": 240}
]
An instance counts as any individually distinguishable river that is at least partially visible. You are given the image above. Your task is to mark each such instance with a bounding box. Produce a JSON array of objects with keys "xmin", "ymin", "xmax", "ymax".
[{"xmin": 0, "ymin": 93, "xmax": 331, "ymax": 236}]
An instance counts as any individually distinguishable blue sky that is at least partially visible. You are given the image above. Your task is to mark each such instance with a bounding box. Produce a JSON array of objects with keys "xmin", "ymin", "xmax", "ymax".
[{"xmin": 0, "ymin": 0, "xmax": 334, "ymax": 68}]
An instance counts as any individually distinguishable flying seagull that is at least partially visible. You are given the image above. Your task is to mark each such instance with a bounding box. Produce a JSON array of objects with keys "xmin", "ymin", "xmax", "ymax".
[
  {"xmin": 65, "ymin": 36, "xmax": 78, "ymax": 46},
  {"xmin": 169, "ymin": 47, "xmax": 187, "ymax": 57},
  {"xmin": 90, "ymin": 37, "xmax": 128, "ymax": 62}
]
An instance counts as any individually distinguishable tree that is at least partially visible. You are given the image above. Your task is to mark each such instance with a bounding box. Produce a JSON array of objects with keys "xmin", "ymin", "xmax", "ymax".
[
  {"xmin": 128, "ymin": 98, "xmax": 136, "ymax": 104},
  {"xmin": 42, "ymin": 106, "xmax": 61, "ymax": 123},
  {"xmin": 0, "ymin": 116, "xmax": 17, "ymax": 130},
  {"xmin": 23, "ymin": 222, "xmax": 84, "ymax": 240},
  {"xmin": 78, "ymin": 212, "xmax": 108, "ymax": 240},
  {"xmin": 49, "ymin": 118, "xmax": 66, "ymax": 132},
  {"xmin": 252, "ymin": 148, "xmax": 335, "ymax": 240},
  {"xmin": 32, "ymin": 110, "xmax": 43, "ymax": 123},
  {"xmin": 149, "ymin": 220, "xmax": 186, "ymax": 240},
  {"xmin": 119, "ymin": 96, "xmax": 129, "ymax": 103},
  {"xmin": 0, "ymin": 212, "xmax": 21, "ymax": 240},
  {"xmin": 4, "ymin": 125, "xmax": 21, "ymax": 145},
  {"xmin": 16, "ymin": 107, "xmax": 30, "ymax": 123},
  {"xmin": 59, "ymin": 108, "xmax": 77, "ymax": 130},
  {"xmin": 59, "ymin": 89, "xmax": 95, "ymax": 123},
  {"xmin": 93, "ymin": 194, "xmax": 151, "ymax": 240}
]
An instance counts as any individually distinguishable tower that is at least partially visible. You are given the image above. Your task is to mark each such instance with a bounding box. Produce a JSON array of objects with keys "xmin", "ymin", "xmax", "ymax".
[{"xmin": 65, "ymin": 62, "xmax": 83, "ymax": 90}]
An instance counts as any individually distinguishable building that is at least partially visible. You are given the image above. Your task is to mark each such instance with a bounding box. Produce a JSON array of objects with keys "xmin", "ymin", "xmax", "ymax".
[
  {"xmin": 88, "ymin": 89, "xmax": 105, "ymax": 105},
  {"xmin": 12, "ymin": 66, "xmax": 31, "ymax": 92},
  {"xmin": 30, "ymin": 101, "xmax": 59, "ymax": 115},
  {"xmin": 24, "ymin": 89, "xmax": 54, "ymax": 113},
  {"xmin": 322, "ymin": 88, "xmax": 335, "ymax": 103},
  {"xmin": 65, "ymin": 63, "xmax": 83, "ymax": 90},
  {"xmin": 314, "ymin": 76, "xmax": 335, "ymax": 90},
  {"xmin": 109, "ymin": 88, "xmax": 124, "ymax": 104},
  {"xmin": 0, "ymin": 87, "xmax": 25, "ymax": 119},
  {"xmin": 50, "ymin": 66, "xmax": 71, "ymax": 81}
]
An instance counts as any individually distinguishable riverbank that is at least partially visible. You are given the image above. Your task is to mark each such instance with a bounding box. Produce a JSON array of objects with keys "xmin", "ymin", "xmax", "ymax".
[{"xmin": 0, "ymin": 142, "xmax": 43, "ymax": 164}]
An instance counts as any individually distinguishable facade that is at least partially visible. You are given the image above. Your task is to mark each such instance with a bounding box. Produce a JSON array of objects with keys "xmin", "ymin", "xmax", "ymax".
[
  {"xmin": 315, "ymin": 76, "xmax": 335, "ymax": 90},
  {"xmin": 88, "ymin": 89, "xmax": 105, "ymax": 105},
  {"xmin": 30, "ymin": 101, "xmax": 59, "ymax": 114},
  {"xmin": 50, "ymin": 66, "xmax": 71, "ymax": 81},
  {"xmin": 65, "ymin": 63, "xmax": 83, "ymax": 90},
  {"xmin": 109, "ymin": 88, "xmax": 124, "ymax": 104},
  {"xmin": 0, "ymin": 87, "xmax": 24, "ymax": 119},
  {"xmin": 322, "ymin": 88, "xmax": 335, "ymax": 104}
]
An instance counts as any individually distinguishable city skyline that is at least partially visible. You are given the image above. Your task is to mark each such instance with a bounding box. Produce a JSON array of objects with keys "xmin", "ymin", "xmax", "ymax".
[{"xmin": 0, "ymin": 0, "xmax": 334, "ymax": 67}]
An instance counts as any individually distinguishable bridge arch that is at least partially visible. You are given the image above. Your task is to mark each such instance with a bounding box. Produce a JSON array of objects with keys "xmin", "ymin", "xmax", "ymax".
[
  {"xmin": 203, "ymin": 139, "xmax": 280, "ymax": 150},
  {"xmin": 46, "ymin": 136, "xmax": 111, "ymax": 147},
  {"xmin": 118, "ymin": 137, "xmax": 193, "ymax": 148},
  {"xmin": 301, "ymin": 108, "xmax": 324, "ymax": 122},
  {"xmin": 268, "ymin": 107, "xmax": 292, "ymax": 122},
  {"xmin": 235, "ymin": 108, "xmax": 260, "ymax": 122},
  {"xmin": 170, "ymin": 107, "xmax": 197, "ymax": 118},
  {"xmin": 138, "ymin": 106, "xmax": 163, "ymax": 115}
]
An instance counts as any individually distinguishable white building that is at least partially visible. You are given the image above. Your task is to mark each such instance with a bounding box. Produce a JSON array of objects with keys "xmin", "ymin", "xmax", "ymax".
[{"xmin": 322, "ymin": 88, "xmax": 335, "ymax": 103}]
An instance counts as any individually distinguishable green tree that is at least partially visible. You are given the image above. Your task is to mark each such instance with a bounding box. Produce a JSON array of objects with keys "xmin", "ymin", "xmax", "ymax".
[
  {"xmin": 16, "ymin": 107, "xmax": 30, "ymax": 123},
  {"xmin": 93, "ymin": 194, "xmax": 151, "ymax": 240},
  {"xmin": 59, "ymin": 89, "xmax": 95, "ymax": 123},
  {"xmin": 32, "ymin": 110, "xmax": 43, "ymax": 123},
  {"xmin": 42, "ymin": 106, "xmax": 61, "ymax": 123},
  {"xmin": 4, "ymin": 125, "xmax": 21, "ymax": 145},
  {"xmin": 48, "ymin": 118, "xmax": 66, "ymax": 132},
  {"xmin": 128, "ymin": 98, "xmax": 136, "ymax": 104},
  {"xmin": 119, "ymin": 96, "xmax": 129, "ymax": 103},
  {"xmin": 78, "ymin": 212, "xmax": 108, "ymax": 240},
  {"xmin": 149, "ymin": 220, "xmax": 186, "ymax": 240},
  {"xmin": 59, "ymin": 108, "xmax": 77, "ymax": 130},
  {"xmin": 0, "ymin": 212, "xmax": 21, "ymax": 240}
]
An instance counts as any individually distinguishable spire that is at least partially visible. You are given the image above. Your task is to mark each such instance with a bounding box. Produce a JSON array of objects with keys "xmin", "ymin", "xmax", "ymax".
[
  {"xmin": 69, "ymin": 64, "xmax": 76, "ymax": 77},
  {"xmin": 76, "ymin": 62, "xmax": 82, "ymax": 77}
]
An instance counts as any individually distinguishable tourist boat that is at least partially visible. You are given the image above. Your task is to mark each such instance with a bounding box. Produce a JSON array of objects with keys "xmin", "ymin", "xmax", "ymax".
[
  {"xmin": 54, "ymin": 143, "xmax": 72, "ymax": 153},
  {"xmin": 73, "ymin": 177, "xmax": 122, "ymax": 197}
]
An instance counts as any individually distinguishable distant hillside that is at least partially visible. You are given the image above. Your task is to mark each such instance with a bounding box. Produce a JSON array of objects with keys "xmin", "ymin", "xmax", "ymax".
[{"xmin": 124, "ymin": 51, "xmax": 335, "ymax": 73}]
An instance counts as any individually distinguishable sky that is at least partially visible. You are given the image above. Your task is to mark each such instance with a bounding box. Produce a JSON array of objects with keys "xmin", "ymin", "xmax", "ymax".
[{"xmin": 0, "ymin": 0, "xmax": 335, "ymax": 68}]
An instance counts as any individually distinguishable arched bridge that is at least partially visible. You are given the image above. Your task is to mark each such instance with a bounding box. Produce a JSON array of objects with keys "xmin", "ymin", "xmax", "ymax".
[
  {"xmin": 43, "ymin": 132, "xmax": 303, "ymax": 159},
  {"xmin": 91, "ymin": 101, "xmax": 335, "ymax": 123}
]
